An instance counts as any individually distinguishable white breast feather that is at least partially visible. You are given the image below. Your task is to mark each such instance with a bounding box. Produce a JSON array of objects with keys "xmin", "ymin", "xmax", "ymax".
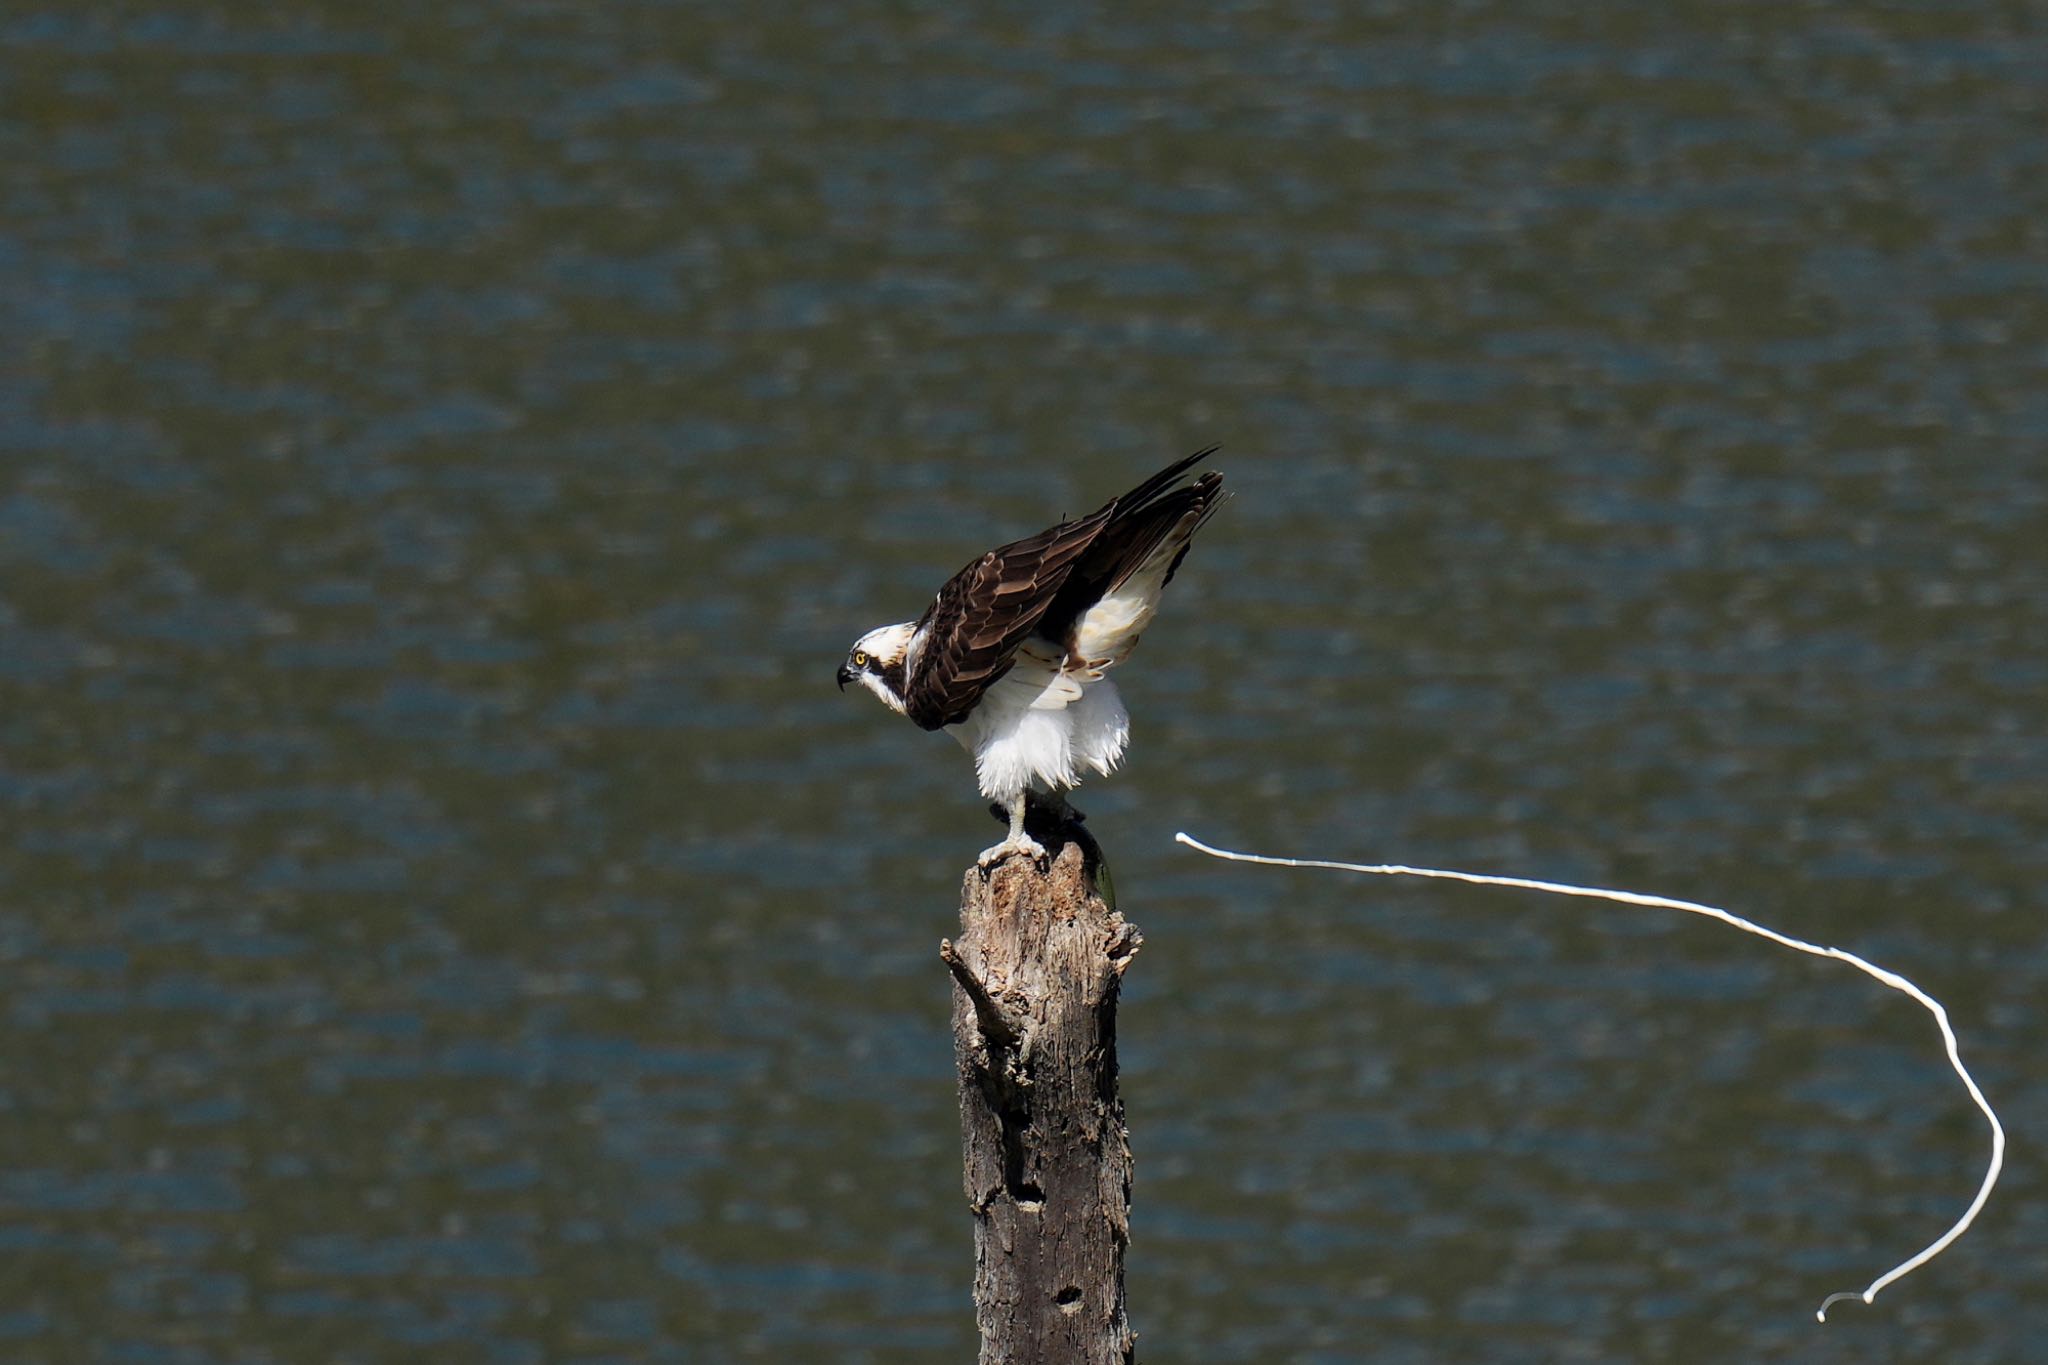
[
  {"xmin": 1068, "ymin": 677, "xmax": 1130, "ymax": 778},
  {"xmin": 949, "ymin": 648, "xmax": 1129, "ymax": 801}
]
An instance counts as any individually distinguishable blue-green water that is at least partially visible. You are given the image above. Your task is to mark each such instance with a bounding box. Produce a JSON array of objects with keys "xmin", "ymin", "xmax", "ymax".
[{"xmin": 4, "ymin": 3, "xmax": 2044, "ymax": 1361}]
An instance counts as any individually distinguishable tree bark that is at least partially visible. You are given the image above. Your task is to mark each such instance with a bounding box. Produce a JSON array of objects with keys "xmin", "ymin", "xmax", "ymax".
[{"xmin": 943, "ymin": 798, "xmax": 1141, "ymax": 1365}]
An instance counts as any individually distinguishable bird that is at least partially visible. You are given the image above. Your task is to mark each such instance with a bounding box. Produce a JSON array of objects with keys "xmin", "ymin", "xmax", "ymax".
[{"xmin": 838, "ymin": 450, "xmax": 1228, "ymax": 867}]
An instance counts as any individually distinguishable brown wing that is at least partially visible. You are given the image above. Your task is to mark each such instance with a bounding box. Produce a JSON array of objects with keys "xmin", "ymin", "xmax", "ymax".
[
  {"xmin": 1041, "ymin": 450, "xmax": 1224, "ymax": 641},
  {"xmin": 900, "ymin": 505, "xmax": 1115, "ymax": 731}
]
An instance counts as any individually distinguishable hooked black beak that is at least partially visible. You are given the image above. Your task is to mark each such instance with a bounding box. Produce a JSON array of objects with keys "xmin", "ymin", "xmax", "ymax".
[{"xmin": 836, "ymin": 663, "xmax": 854, "ymax": 691}]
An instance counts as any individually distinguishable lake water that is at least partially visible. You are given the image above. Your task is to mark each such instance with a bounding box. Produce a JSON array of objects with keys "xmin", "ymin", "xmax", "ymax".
[{"xmin": 4, "ymin": 3, "xmax": 2044, "ymax": 1361}]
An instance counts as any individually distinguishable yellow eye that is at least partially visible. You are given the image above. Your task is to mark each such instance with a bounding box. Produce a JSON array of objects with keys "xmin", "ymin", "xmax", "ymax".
[{"xmin": 852, "ymin": 650, "xmax": 869, "ymax": 667}]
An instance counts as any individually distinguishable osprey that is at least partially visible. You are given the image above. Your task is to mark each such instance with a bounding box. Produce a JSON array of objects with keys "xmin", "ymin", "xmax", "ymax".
[{"xmin": 838, "ymin": 450, "xmax": 1227, "ymax": 866}]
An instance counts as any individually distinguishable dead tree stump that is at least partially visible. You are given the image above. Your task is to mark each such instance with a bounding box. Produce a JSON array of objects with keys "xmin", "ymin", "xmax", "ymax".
[{"xmin": 942, "ymin": 798, "xmax": 1142, "ymax": 1365}]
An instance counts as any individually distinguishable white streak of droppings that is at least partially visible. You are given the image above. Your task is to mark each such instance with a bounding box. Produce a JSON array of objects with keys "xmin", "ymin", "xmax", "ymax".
[{"xmin": 1173, "ymin": 831, "xmax": 2004, "ymax": 1324}]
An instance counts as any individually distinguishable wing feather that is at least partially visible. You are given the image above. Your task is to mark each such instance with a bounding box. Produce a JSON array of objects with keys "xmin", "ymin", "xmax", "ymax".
[
  {"xmin": 1042, "ymin": 460, "xmax": 1226, "ymax": 644},
  {"xmin": 900, "ymin": 505, "xmax": 1114, "ymax": 730},
  {"xmin": 898, "ymin": 449, "xmax": 1226, "ymax": 731}
]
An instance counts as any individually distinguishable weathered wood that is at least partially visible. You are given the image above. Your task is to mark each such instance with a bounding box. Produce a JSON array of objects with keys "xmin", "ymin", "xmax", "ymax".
[{"xmin": 943, "ymin": 797, "xmax": 1141, "ymax": 1364}]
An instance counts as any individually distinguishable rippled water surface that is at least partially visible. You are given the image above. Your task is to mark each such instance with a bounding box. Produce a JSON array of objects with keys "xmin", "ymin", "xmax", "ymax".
[{"xmin": 5, "ymin": 3, "xmax": 2045, "ymax": 1361}]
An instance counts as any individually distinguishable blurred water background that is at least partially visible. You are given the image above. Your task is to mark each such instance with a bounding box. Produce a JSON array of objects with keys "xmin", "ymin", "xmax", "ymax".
[{"xmin": 3, "ymin": 2, "xmax": 2045, "ymax": 1361}]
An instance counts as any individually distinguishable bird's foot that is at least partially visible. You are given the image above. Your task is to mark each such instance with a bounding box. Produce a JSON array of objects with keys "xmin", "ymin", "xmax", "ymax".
[{"xmin": 976, "ymin": 832, "xmax": 1049, "ymax": 871}]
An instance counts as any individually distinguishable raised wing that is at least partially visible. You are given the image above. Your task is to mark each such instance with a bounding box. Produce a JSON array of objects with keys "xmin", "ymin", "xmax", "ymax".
[
  {"xmin": 900, "ymin": 505, "xmax": 1115, "ymax": 730},
  {"xmin": 1042, "ymin": 448, "xmax": 1225, "ymax": 647}
]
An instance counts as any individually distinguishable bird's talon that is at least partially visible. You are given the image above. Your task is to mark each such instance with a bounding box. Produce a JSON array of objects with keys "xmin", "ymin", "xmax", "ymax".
[{"xmin": 976, "ymin": 835, "xmax": 1049, "ymax": 871}]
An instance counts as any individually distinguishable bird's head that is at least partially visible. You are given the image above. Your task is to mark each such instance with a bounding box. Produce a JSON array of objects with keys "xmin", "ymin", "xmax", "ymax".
[{"xmin": 837, "ymin": 622, "xmax": 916, "ymax": 714}]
